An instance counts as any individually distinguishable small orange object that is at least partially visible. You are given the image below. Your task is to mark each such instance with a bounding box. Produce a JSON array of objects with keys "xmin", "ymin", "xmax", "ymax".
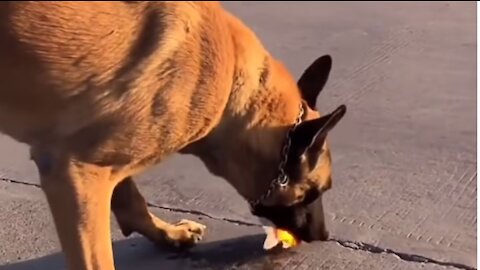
[
  {"xmin": 276, "ymin": 228, "xmax": 298, "ymax": 247},
  {"xmin": 263, "ymin": 226, "xmax": 299, "ymax": 250}
]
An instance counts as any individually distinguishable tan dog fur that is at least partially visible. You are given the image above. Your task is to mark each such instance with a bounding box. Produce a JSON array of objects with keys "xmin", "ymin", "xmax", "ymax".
[{"xmin": 0, "ymin": 2, "xmax": 346, "ymax": 270}]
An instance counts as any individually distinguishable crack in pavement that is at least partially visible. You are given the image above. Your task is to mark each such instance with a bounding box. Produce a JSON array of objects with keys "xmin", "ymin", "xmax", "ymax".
[
  {"xmin": 332, "ymin": 239, "xmax": 476, "ymax": 270},
  {"xmin": 0, "ymin": 177, "xmax": 41, "ymax": 188},
  {"xmin": 146, "ymin": 202, "xmax": 259, "ymax": 227},
  {"xmin": 1, "ymin": 176, "xmax": 475, "ymax": 270}
]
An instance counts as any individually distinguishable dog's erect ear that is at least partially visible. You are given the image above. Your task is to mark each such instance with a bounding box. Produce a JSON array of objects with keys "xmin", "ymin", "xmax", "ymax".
[
  {"xmin": 297, "ymin": 55, "xmax": 332, "ymax": 109},
  {"xmin": 288, "ymin": 105, "xmax": 346, "ymax": 170}
]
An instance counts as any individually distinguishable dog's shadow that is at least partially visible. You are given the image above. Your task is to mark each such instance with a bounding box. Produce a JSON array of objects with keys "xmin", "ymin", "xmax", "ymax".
[{"xmin": 1, "ymin": 234, "xmax": 297, "ymax": 270}]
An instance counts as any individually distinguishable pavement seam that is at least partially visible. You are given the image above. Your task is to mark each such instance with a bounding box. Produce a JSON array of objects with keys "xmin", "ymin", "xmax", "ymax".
[
  {"xmin": 0, "ymin": 177, "xmax": 41, "ymax": 188},
  {"xmin": 1, "ymin": 176, "xmax": 475, "ymax": 270},
  {"xmin": 332, "ymin": 239, "xmax": 476, "ymax": 270},
  {"xmin": 146, "ymin": 202, "xmax": 259, "ymax": 227}
]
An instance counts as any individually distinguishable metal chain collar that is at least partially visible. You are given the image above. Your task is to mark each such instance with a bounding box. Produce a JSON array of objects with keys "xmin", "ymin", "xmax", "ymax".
[{"xmin": 249, "ymin": 103, "xmax": 305, "ymax": 207}]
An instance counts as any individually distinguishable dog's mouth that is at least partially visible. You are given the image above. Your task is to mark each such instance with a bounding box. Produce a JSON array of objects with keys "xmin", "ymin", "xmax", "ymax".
[
  {"xmin": 252, "ymin": 204, "xmax": 313, "ymax": 243},
  {"xmin": 251, "ymin": 190, "xmax": 328, "ymax": 243}
]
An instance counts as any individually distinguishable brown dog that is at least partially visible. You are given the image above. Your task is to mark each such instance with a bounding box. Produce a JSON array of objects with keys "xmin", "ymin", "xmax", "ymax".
[{"xmin": 0, "ymin": 2, "xmax": 346, "ymax": 270}]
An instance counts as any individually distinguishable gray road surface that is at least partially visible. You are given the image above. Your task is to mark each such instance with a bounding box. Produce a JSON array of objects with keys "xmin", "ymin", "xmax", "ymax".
[{"xmin": 0, "ymin": 1, "xmax": 476, "ymax": 270}]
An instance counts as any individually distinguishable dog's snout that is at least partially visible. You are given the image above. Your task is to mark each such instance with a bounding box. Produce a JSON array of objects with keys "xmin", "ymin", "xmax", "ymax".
[
  {"xmin": 251, "ymin": 191, "xmax": 329, "ymax": 243},
  {"xmin": 300, "ymin": 226, "xmax": 329, "ymax": 242},
  {"xmin": 301, "ymin": 192, "xmax": 329, "ymax": 242}
]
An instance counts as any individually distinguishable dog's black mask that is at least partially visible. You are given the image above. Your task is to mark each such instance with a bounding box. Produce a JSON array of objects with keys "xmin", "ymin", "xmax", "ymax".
[{"xmin": 251, "ymin": 188, "xmax": 329, "ymax": 242}]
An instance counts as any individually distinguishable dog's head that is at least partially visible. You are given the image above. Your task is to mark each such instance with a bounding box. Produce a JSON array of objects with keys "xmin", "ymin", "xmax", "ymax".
[
  {"xmin": 187, "ymin": 54, "xmax": 346, "ymax": 243},
  {"xmin": 250, "ymin": 55, "xmax": 346, "ymax": 242}
]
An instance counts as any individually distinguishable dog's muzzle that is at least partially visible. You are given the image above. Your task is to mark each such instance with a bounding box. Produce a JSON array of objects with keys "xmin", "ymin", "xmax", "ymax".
[{"xmin": 251, "ymin": 188, "xmax": 328, "ymax": 242}]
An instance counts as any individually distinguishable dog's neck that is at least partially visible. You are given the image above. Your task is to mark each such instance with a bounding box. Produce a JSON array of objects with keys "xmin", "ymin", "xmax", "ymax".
[
  {"xmin": 182, "ymin": 10, "xmax": 306, "ymax": 201},
  {"xmin": 225, "ymin": 56, "xmax": 304, "ymax": 159},
  {"xmin": 184, "ymin": 55, "xmax": 304, "ymax": 201}
]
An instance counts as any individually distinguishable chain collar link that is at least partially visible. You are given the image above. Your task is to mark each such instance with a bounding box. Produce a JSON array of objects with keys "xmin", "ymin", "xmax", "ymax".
[{"xmin": 249, "ymin": 103, "xmax": 305, "ymax": 208}]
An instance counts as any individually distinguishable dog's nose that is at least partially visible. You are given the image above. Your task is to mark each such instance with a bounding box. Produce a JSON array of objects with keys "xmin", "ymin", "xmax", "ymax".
[
  {"xmin": 299, "ymin": 227, "xmax": 329, "ymax": 242},
  {"xmin": 302, "ymin": 193, "xmax": 329, "ymax": 242},
  {"xmin": 312, "ymin": 228, "xmax": 329, "ymax": 241},
  {"xmin": 321, "ymin": 229, "xmax": 329, "ymax": 240}
]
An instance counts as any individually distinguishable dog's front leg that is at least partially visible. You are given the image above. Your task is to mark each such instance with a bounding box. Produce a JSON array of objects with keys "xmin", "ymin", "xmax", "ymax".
[
  {"xmin": 112, "ymin": 177, "xmax": 206, "ymax": 248},
  {"xmin": 32, "ymin": 150, "xmax": 116, "ymax": 270}
]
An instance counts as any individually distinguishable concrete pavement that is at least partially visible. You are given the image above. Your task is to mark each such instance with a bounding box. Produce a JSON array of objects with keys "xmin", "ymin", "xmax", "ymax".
[{"xmin": 0, "ymin": 1, "xmax": 476, "ymax": 270}]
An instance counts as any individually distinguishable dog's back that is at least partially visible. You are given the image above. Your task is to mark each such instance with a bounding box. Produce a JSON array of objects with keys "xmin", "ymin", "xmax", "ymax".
[{"xmin": 0, "ymin": 1, "xmax": 234, "ymax": 168}]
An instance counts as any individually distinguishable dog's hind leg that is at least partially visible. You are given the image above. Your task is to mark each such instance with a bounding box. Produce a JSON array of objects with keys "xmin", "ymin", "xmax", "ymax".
[
  {"xmin": 111, "ymin": 177, "xmax": 206, "ymax": 248},
  {"xmin": 32, "ymin": 149, "xmax": 116, "ymax": 270}
]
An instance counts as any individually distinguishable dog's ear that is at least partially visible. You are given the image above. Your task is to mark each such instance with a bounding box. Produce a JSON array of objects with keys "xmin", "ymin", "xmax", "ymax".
[
  {"xmin": 288, "ymin": 105, "xmax": 346, "ymax": 171},
  {"xmin": 297, "ymin": 55, "xmax": 332, "ymax": 109}
]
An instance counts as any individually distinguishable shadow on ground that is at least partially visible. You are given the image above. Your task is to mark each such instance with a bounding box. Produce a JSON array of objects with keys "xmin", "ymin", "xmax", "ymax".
[{"xmin": 1, "ymin": 234, "xmax": 300, "ymax": 270}]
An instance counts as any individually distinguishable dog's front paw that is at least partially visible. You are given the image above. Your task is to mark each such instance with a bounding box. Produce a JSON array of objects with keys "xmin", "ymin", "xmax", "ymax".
[{"xmin": 165, "ymin": 219, "xmax": 206, "ymax": 248}]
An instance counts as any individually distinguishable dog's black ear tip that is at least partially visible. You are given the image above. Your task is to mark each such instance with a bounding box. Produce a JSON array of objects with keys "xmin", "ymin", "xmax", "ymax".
[
  {"xmin": 320, "ymin": 54, "xmax": 332, "ymax": 62},
  {"xmin": 335, "ymin": 104, "xmax": 347, "ymax": 114},
  {"xmin": 315, "ymin": 55, "xmax": 332, "ymax": 68}
]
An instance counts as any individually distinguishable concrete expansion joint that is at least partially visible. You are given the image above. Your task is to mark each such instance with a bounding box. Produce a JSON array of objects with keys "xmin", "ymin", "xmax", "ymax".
[
  {"xmin": 332, "ymin": 239, "xmax": 475, "ymax": 270},
  {"xmin": 0, "ymin": 177, "xmax": 40, "ymax": 188},
  {"xmin": 146, "ymin": 202, "xmax": 259, "ymax": 227}
]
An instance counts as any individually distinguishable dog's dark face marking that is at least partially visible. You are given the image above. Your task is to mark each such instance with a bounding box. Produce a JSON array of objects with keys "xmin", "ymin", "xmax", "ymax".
[
  {"xmin": 251, "ymin": 55, "xmax": 346, "ymax": 242},
  {"xmin": 252, "ymin": 188, "xmax": 329, "ymax": 242}
]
